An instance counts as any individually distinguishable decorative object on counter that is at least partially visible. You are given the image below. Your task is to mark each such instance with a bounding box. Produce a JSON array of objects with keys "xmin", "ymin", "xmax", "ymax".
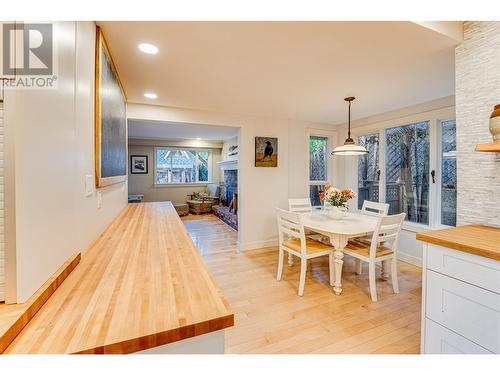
[
  {"xmin": 321, "ymin": 185, "xmax": 355, "ymax": 220},
  {"xmin": 228, "ymin": 144, "xmax": 238, "ymax": 157},
  {"xmin": 173, "ymin": 203, "xmax": 189, "ymax": 217},
  {"xmin": 474, "ymin": 103, "xmax": 500, "ymax": 152},
  {"xmin": 331, "ymin": 97, "xmax": 368, "ymax": 156},
  {"xmin": 130, "ymin": 155, "xmax": 148, "ymax": 174},
  {"xmin": 490, "ymin": 104, "xmax": 500, "ymax": 141},
  {"xmin": 255, "ymin": 137, "xmax": 278, "ymax": 167},
  {"xmin": 94, "ymin": 26, "xmax": 127, "ymax": 187}
]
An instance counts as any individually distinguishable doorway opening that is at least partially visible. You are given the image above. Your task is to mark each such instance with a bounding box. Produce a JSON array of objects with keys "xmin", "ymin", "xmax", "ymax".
[{"xmin": 126, "ymin": 119, "xmax": 240, "ymax": 247}]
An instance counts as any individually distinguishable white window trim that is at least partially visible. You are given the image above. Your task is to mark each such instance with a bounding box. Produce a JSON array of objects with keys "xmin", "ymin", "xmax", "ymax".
[
  {"xmin": 435, "ymin": 118, "xmax": 457, "ymax": 229},
  {"xmin": 350, "ymin": 106, "xmax": 456, "ymax": 230},
  {"xmin": 153, "ymin": 146, "xmax": 213, "ymax": 186},
  {"xmin": 306, "ymin": 129, "xmax": 338, "ymax": 192}
]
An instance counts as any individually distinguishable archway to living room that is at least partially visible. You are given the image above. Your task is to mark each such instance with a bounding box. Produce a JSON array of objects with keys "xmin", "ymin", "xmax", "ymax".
[{"xmin": 127, "ymin": 119, "xmax": 241, "ymax": 253}]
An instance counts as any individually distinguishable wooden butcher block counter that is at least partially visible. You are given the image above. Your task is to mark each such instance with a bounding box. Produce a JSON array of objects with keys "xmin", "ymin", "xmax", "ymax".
[
  {"xmin": 5, "ymin": 202, "xmax": 234, "ymax": 354},
  {"xmin": 416, "ymin": 224, "xmax": 500, "ymax": 261}
]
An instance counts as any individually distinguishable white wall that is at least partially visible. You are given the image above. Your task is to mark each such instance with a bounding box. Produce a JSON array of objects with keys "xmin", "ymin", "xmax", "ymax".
[
  {"xmin": 128, "ymin": 138, "xmax": 222, "ymax": 202},
  {"xmin": 74, "ymin": 22, "xmax": 128, "ymax": 254},
  {"xmin": 3, "ymin": 22, "xmax": 127, "ymax": 303},
  {"xmin": 127, "ymin": 104, "xmax": 339, "ymax": 250},
  {"xmin": 0, "ymin": 103, "xmax": 4, "ymax": 302}
]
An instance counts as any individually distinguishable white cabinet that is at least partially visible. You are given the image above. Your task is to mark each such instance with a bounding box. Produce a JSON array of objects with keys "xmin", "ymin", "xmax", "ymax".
[
  {"xmin": 426, "ymin": 243, "xmax": 500, "ymax": 294},
  {"xmin": 424, "ymin": 319, "xmax": 492, "ymax": 354},
  {"xmin": 421, "ymin": 243, "xmax": 500, "ymax": 354}
]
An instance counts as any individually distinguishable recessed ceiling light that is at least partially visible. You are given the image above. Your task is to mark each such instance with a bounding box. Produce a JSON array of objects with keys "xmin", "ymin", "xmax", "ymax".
[
  {"xmin": 138, "ymin": 43, "xmax": 158, "ymax": 55},
  {"xmin": 144, "ymin": 92, "xmax": 158, "ymax": 99}
]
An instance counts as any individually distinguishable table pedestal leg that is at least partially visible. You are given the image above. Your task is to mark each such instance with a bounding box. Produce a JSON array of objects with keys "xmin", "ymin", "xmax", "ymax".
[
  {"xmin": 333, "ymin": 250, "xmax": 344, "ymax": 295},
  {"xmin": 328, "ymin": 252, "xmax": 334, "ymax": 286},
  {"xmin": 330, "ymin": 235, "xmax": 348, "ymax": 295}
]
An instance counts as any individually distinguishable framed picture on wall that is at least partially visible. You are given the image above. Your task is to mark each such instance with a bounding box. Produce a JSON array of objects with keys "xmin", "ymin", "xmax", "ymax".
[
  {"xmin": 255, "ymin": 137, "xmax": 278, "ymax": 167},
  {"xmin": 94, "ymin": 26, "xmax": 127, "ymax": 187},
  {"xmin": 130, "ymin": 155, "xmax": 148, "ymax": 174}
]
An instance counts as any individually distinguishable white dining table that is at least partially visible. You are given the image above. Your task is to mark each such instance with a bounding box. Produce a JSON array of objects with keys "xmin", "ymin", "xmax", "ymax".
[{"xmin": 300, "ymin": 209, "xmax": 379, "ymax": 295}]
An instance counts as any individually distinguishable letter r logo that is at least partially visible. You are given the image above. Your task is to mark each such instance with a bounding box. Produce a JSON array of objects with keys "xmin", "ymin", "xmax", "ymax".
[{"xmin": 2, "ymin": 23, "xmax": 53, "ymax": 75}]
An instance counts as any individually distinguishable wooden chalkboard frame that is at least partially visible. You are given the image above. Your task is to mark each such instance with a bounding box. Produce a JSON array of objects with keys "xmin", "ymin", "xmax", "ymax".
[{"xmin": 95, "ymin": 26, "xmax": 127, "ymax": 187}]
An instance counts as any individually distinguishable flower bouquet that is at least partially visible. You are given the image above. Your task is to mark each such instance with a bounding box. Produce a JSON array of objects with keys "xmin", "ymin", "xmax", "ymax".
[{"xmin": 319, "ymin": 185, "xmax": 355, "ymax": 220}]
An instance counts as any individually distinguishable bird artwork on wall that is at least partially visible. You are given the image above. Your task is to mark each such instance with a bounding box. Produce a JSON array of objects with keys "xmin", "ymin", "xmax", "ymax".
[{"xmin": 255, "ymin": 137, "xmax": 278, "ymax": 167}]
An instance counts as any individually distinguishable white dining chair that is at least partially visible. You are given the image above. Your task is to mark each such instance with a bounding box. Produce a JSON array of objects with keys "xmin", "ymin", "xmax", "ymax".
[
  {"xmin": 343, "ymin": 213, "xmax": 405, "ymax": 302},
  {"xmin": 354, "ymin": 201, "xmax": 391, "ymax": 274},
  {"xmin": 288, "ymin": 198, "xmax": 313, "ymax": 213},
  {"xmin": 287, "ymin": 198, "xmax": 326, "ymax": 265},
  {"xmin": 361, "ymin": 200, "xmax": 389, "ymax": 217},
  {"xmin": 276, "ymin": 208, "xmax": 334, "ymax": 296}
]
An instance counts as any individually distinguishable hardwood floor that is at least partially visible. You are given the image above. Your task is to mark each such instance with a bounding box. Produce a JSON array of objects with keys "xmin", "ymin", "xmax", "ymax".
[{"xmin": 182, "ymin": 214, "xmax": 422, "ymax": 354}]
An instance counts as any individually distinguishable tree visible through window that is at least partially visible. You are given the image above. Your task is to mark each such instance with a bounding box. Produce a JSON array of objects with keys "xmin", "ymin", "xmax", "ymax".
[
  {"xmin": 198, "ymin": 151, "xmax": 209, "ymax": 182},
  {"xmin": 385, "ymin": 122, "xmax": 430, "ymax": 224},
  {"xmin": 441, "ymin": 120, "xmax": 457, "ymax": 226},
  {"xmin": 309, "ymin": 135, "xmax": 328, "ymax": 206},
  {"xmin": 358, "ymin": 134, "xmax": 380, "ymax": 209},
  {"xmin": 155, "ymin": 148, "xmax": 210, "ymax": 184}
]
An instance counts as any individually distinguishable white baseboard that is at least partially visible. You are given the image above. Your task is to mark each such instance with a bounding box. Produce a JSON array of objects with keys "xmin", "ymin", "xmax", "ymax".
[
  {"xmin": 397, "ymin": 251, "xmax": 422, "ymax": 267},
  {"xmin": 239, "ymin": 238, "xmax": 278, "ymax": 251}
]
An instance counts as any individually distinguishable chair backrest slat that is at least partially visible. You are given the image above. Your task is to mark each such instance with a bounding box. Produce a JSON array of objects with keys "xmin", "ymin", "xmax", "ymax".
[
  {"xmin": 369, "ymin": 213, "xmax": 406, "ymax": 258},
  {"xmin": 361, "ymin": 200, "xmax": 389, "ymax": 217},
  {"xmin": 288, "ymin": 198, "xmax": 313, "ymax": 213},
  {"xmin": 276, "ymin": 208, "xmax": 306, "ymax": 253}
]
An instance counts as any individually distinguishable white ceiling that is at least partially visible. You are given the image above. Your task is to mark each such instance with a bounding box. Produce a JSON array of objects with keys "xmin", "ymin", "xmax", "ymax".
[
  {"xmin": 99, "ymin": 21, "xmax": 458, "ymax": 125},
  {"xmin": 128, "ymin": 119, "xmax": 239, "ymax": 140}
]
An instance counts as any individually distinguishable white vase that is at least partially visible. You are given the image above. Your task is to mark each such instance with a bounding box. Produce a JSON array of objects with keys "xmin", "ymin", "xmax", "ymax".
[{"xmin": 324, "ymin": 203, "xmax": 346, "ymax": 220}]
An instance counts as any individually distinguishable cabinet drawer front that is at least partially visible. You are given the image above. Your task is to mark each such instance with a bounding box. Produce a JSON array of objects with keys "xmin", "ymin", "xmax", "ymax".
[
  {"xmin": 424, "ymin": 319, "xmax": 492, "ymax": 354},
  {"xmin": 426, "ymin": 270, "xmax": 500, "ymax": 353},
  {"xmin": 426, "ymin": 244, "xmax": 500, "ymax": 294}
]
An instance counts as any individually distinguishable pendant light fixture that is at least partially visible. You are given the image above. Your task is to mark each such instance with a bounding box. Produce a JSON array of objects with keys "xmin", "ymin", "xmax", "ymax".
[{"xmin": 331, "ymin": 96, "xmax": 368, "ymax": 156}]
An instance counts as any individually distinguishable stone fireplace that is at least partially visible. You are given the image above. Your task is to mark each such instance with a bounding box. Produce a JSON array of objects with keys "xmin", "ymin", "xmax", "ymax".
[
  {"xmin": 222, "ymin": 170, "xmax": 238, "ymax": 207},
  {"xmin": 214, "ymin": 161, "xmax": 238, "ymax": 230}
]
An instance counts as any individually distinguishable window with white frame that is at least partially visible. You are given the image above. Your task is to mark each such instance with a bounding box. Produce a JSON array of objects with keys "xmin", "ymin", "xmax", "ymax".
[
  {"xmin": 356, "ymin": 114, "xmax": 457, "ymax": 228},
  {"xmin": 309, "ymin": 135, "xmax": 329, "ymax": 206},
  {"xmin": 385, "ymin": 121, "xmax": 430, "ymax": 224},
  {"xmin": 357, "ymin": 133, "xmax": 380, "ymax": 209},
  {"xmin": 155, "ymin": 148, "xmax": 210, "ymax": 184},
  {"xmin": 440, "ymin": 120, "xmax": 457, "ymax": 226}
]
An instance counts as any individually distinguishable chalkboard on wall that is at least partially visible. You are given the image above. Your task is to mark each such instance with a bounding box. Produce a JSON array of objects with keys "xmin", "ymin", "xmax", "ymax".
[{"xmin": 95, "ymin": 26, "xmax": 127, "ymax": 187}]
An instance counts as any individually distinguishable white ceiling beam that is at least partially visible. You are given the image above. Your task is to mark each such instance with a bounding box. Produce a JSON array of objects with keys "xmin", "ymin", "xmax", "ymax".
[{"xmin": 413, "ymin": 21, "xmax": 464, "ymax": 43}]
